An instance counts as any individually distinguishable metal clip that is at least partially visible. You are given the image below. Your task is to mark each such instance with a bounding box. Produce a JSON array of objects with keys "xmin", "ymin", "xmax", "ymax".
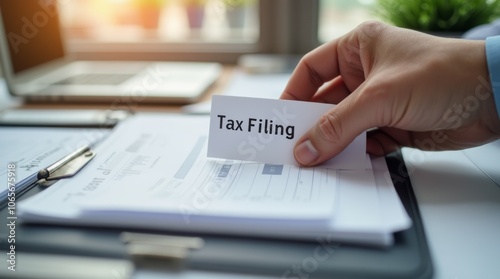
[
  {"xmin": 37, "ymin": 145, "xmax": 96, "ymax": 181},
  {"xmin": 120, "ymin": 232, "xmax": 204, "ymax": 269}
]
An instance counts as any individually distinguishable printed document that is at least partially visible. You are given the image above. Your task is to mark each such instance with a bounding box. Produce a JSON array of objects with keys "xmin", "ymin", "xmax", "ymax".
[{"xmin": 18, "ymin": 114, "xmax": 411, "ymax": 246}]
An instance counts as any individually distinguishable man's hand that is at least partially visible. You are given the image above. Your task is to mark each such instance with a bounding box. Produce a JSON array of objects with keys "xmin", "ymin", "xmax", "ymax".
[{"xmin": 281, "ymin": 21, "xmax": 500, "ymax": 166}]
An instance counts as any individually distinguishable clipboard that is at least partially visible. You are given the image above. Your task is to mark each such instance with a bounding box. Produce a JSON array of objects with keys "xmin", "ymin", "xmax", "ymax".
[
  {"xmin": 0, "ymin": 150, "xmax": 433, "ymax": 279},
  {"xmin": 0, "ymin": 109, "xmax": 131, "ymax": 205},
  {"xmin": 3, "ymin": 145, "xmax": 96, "ymax": 205}
]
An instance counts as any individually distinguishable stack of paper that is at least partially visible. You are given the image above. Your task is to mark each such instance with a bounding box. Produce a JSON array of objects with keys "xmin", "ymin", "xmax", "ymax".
[{"xmin": 18, "ymin": 114, "xmax": 411, "ymax": 247}]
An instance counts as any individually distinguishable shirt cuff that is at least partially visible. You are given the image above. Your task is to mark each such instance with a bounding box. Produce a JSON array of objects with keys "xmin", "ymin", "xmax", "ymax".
[{"xmin": 485, "ymin": 36, "xmax": 500, "ymax": 119}]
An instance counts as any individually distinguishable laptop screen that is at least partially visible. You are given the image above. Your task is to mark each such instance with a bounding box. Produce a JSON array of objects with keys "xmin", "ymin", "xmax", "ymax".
[{"xmin": 0, "ymin": 0, "xmax": 64, "ymax": 74}]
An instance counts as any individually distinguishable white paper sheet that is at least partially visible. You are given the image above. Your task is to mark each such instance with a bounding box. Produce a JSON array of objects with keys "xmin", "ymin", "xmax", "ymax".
[
  {"xmin": 18, "ymin": 114, "xmax": 411, "ymax": 246},
  {"xmin": 19, "ymin": 115, "xmax": 336, "ymax": 218},
  {"xmin": 208, "ymin": 95, "xmax": 366, "ymax": 169}
]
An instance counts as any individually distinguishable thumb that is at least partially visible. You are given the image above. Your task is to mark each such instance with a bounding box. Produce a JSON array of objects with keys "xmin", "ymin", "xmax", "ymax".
[{"xmin": 294, "ymin": 93, "xmax": 374, "ymax": 166}]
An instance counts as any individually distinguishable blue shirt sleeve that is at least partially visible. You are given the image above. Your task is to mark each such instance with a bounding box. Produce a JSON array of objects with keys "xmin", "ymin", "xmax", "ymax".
[{"xmin": 485, "ymin": 36, "xmax": 500, "ymax": 119}]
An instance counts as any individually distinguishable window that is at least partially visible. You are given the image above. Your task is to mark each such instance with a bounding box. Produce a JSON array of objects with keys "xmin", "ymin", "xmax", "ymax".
[
  {"xmin": 59, "ymin": 0, "xmax": 261, "ymax": 62},
  {"xmin": 58, "ymin": 1, "xmax": 378, "ymax": 62},
  {"xmin": 59, "ymin": 0, "xmax": 259, "ymax": 44},
  {"xmin": 318, "ymin": 0, "xmax": 378, "ymax": 43}
]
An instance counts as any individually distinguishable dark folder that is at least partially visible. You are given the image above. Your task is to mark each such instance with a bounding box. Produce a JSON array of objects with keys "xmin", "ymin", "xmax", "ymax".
[{"xmin": 0, "ymin": 150, "xmax": 433, "ymax": 279}]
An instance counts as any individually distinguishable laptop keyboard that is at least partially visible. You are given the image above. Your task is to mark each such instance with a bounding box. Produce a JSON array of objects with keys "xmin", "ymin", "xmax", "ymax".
[{"xmin": 52, "ymin": 74, "xmax": 134, "ymax": 85}]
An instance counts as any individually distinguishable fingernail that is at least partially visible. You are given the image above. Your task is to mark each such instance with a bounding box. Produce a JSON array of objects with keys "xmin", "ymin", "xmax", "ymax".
[{"xmin": 295, "ymin": 140, "xmax": 319, "ymax": 165}]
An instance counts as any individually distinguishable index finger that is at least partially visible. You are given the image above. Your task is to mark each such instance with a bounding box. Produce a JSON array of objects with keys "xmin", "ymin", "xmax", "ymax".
[{"xmin": 280, "ymin": 39, "xmax": 342, "ymax": 101}]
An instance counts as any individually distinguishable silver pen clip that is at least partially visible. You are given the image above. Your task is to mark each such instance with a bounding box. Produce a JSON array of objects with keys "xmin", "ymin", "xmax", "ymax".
[{"xmin": 37, "ymin": 145, "xmax": 96, "ymax": 181}]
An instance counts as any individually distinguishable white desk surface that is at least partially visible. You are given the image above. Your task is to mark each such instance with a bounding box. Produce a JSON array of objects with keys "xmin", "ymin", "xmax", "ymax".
[
  {"xmin": 403, "ymin": 146, "xmax": 500, "ymax": 279},
  {"xmin": 1, "ymin": 78, "xmax": 499, "ymax": 279}
]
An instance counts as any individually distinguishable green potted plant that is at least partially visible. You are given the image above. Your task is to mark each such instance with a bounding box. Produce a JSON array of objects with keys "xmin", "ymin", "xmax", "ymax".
[
  {"xmin": 376, "ymin": 0, "xmax": 500, "ymax": 35},
  {"xmin": 223, "ymin": 0, "xmax": 255, "ymax": 29},
  {"xmin": 133, "ymin": 0, "xmax": 167, "ymax": 29}
]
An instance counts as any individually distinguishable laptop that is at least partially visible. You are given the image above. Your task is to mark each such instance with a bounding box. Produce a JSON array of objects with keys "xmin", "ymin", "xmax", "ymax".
[{"xmin": 0, "ymin": 0, "xmax": 221, "ymax": 104}]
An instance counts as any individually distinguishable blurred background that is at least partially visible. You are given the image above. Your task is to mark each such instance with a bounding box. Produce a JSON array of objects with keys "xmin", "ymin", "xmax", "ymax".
[
  {"xmin": 6, "ymin": 0, "xmax": 500, "ymax": 64},
  {"xmin": 60, "ymin": 0, "xmax": 260, "ymax": 43},
  {"xmin": 57, "ymin": 0, "xmax": 500, "ymax": 63},
  {"xmin": 59, "ymin": 0, "xmax": 378, "ymax": 45},
  {"xmin": 56, "ymin": 0, "xmax": 379, "ymax": 62}
]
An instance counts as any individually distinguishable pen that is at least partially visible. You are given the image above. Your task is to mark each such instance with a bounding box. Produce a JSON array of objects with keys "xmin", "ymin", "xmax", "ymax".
[
  {"xmin": 37, "ymin": 145, "xmax": 92, "ymax": 180},
  {"xmin": 0, "ymin": 109, "xmax": 131, "ymax": 128}
]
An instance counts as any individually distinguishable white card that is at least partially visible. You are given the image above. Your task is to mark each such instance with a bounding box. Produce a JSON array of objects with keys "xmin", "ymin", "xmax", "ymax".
[{"xmin": 208, "ymin": 95, "xmax": 366, "ymax": 169}]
